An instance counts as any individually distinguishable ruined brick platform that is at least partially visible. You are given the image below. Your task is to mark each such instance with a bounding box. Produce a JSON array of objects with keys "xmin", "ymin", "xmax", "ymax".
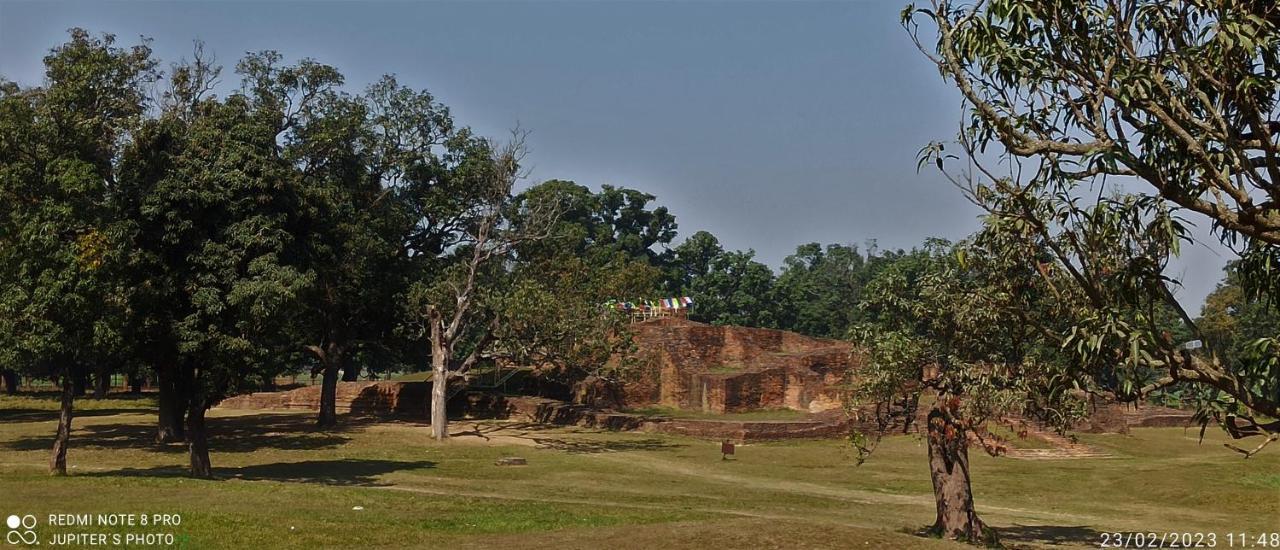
[
  {"xmin": 217, "ymin": 381, "xmax": 432, "ymax": 417},
  {"xmin": 214, "ymin": 382, "xmax": 856, "ymax": 441},
  {"xmin": 618, "ymin": 318, "xmax": 858, "ymax": 414}
]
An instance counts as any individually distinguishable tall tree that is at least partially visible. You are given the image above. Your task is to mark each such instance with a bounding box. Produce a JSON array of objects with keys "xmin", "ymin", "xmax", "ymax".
[
  {"xmin": 774, "ymin": 242, "xmax": 892, "ymax": 338},
  {"xmin": 0, "ymin": 30, "xmax": 155, "ymax": 475},
  {"xmin": 415, "ymin": 133, "xmax": 558, "ymax": 441},
  {"xmin": 850, "ymin": 240, "xmax": 1085, "ymax": 543},
  {"xmin": 667, "ymin": 230, "xmax": 724, "ymax": 293},
  {"xmin": 906, "ymin": 0, "xmax": 1280, "ymax": 455},
  {"xmin": 1198, "ymin": 263, "xmax": 1280, "ymax": 372},
  {"xmin": 685, "ymin": 249, "xmax": 781, "ymax": 328},
  {"xmin": 503, "ymin": 183, "xmax": 666, "ymax": 400},
  {"xmin": 119, "ymin": 50, "xmax": 312, "ymax": 477},
  {"xmin": 516, "ymin": 180, "xmax": 678, "ymax": 268},
  {"xmin": 271, "ymin": 65, "xmax": 419, "ymax": 428}
]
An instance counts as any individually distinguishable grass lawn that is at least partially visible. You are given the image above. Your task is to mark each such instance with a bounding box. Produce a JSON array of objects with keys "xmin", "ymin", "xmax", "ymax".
[
  {"xmin": 0, "ymin": 393, "xmax": 1276, "ymax": 549},
  {"xmin": 387, "ymin": 371, "xmax": 433, "ymax": 382}
]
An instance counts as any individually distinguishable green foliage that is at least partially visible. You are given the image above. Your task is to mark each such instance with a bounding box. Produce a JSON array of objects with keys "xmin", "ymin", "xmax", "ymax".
[
  {"xmin": 684, "ymin": 249, "xmax": 780, "ymax": 328},
  {"xmin": 118, "ymin": 57, "xmax": 314, "ymax": 406},
  {"xmin": 849, "ymin": 239, "xmax": 1088, "ymax": 461},
  {"xmin": 908, "ymin": 0, "xmax": 1280, "ymax": 451},
  {"xmin": 774, "ymin": 242, "xmax": 904, "ymax": 338},
  {"xmin": 0, "ymin": 29, "xmax": 156, "ymax": 382},
  {"xmin": 495, "ymin": 180, "xmax": 669, "ymax": 383},
  {"xmin": 516, "ymin": 180, "xmax": 677, "ymax": 265}
]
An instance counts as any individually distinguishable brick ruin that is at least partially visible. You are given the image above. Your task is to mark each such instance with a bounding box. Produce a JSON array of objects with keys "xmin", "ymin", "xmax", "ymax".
[
  {"xmin": 216, "ymin": 317, "xmax": 1192, "ymax": 442},
  {"xmin": 616, "ymin": 318, "xmax": 858, "ymax": 413}
]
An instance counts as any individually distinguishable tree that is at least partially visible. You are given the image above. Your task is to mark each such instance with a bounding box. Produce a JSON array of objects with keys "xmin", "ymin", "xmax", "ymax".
[
  {"xmin": 0, "ymin": 30, "xmax": 155, "ymax": 475},
  {"xmin": 850, "ymin": 240, "xmax": 1085, "ymax": 542},
  {"xmin": 684, "ymin": 249, "xmax": 781, "ymax": 328},
  {"xmin": 1199, "ymin": 263, "xmax": 1280, "ymax": 372},
  {"xmin": 416, "ymin": 132, "xmax": 558, "ymax": 441},
  {"xmin": 119, "ymin": 50, "xmax": 312, "ymax": 477},
  {"xmin": 117, "ymin": 44, "xmax": 225, "ymax": 444},
  {"xmin": 773, "ymin": 242, "xmax": 906, "ymax": 338},
  {"xmin": 667, "ymin": 230, "xmax": 724, "ymax": 292},
  {"xmin": 862, "ymin": 1, "xmax": 1280, "ymax": 540},
  {"xmin": 907, "ymin": 0, "xmax": 1280, "ymax": 457},
  {"xmin": 502, "ymin": 185, "xmax": 665, "ymax": 401},
  {"xmin": 516, "ymin": 180, "xmax": 678, "ymax": 270},
  {"xmin": 267, "ymin": 64, "xmax": 423, "ymax": 429}
]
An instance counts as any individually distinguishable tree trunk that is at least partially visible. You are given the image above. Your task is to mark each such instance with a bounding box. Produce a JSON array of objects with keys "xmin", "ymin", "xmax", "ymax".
[
  {"xmin": 430, "ymin": 310, "xmax": 449, "ymax": 441},
  {"xmin": 92, "ymin": 364, "xmax": 110, "ymax": 399},
  {"xmin": 129, "ymin": 374, "xmax": 144, "ymax": 394},
  {"xmin": 925, "ymin": 400, "xmax": 987, "ymax": 542},
  {"xmin": 72, "ymin": 368, "xmax": 87, "ymax": 396},
  {"xmin": 186, "ymin": 401, "xmax": 213, "ymax": 478},
  {"xmin": 2, "ymin": 369, "xmax": 18, "ymax": 394},
  {"xmin": 49, "ymin": 375, "xmax": 74, "ymax": 476},
  {"xmin": 156, "ymin": 366, "xmax": 186, "ymax": 443},
  {"xmin": 316, "ymin": 343, "xmax": 342, "ymax": 429},
  {"xmin": 341, "ymin": 361, "xmax": 360, "ymax": 382}
]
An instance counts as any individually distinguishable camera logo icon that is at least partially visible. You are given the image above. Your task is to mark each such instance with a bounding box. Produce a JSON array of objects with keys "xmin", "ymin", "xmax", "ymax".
[{"xmin": 5, "ymin": 514, "xmax": 38, "ymax": 545}]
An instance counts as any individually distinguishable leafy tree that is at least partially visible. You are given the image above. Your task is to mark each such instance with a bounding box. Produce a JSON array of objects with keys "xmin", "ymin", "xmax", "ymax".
[
  {"xmin": 271, "ymin": 65, "xmax": 424, "ymax": 428},
  {"xmin": 850, "ymin": 239, "xmax": 1085, "ymax": 542},
  {"xmin": 667, "ymin": 230, "xmax": 724, "ymax": 293},
  {"xmin": 906, "ymin": 0, "xmax": 1280, "ymax": 456},
  {"xmin": 1198, "ymin": 264, "xmax": 1280, "ymax": 388},
  {"xmin": 0, "ymin": 30, "xmax": 155, "ymax": 475},
  {"xmin": 494, "ymin": 253, "xmax": 656, "ymax": 400},
  {"xmin": 773, "ymin": 242, "xmax": 906, "ymax": 338},
  {"xmin": 118, "ymin": 51, "xmax": 313, "ymax": 477},
  {"xmin": 686, "ymin": 249, "xmax": 781, "ymax": 328},
  {"xmin": 516, "ymin": 180, "xmax": 678, "ymax": 269},
  {"xmin": 502, "ymin": 185, "xmax": 665, "ymax": 399},
  {"xmin": 667, "ymin": 231, "xmax": 781, "ymax": 327},
  {"xmin": 876, "ymin": 0, "xmax": 1280, "ymax": 540}
]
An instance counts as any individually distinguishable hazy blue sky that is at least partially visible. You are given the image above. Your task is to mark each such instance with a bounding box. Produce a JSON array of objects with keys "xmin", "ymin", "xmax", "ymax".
[{"xmin": 0, "ymin": 0, "xmax": 1230, "ymax": 308}]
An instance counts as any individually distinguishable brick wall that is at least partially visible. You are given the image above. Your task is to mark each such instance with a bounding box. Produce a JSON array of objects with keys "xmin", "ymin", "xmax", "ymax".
[{"xmin": 617, "ymin": 318, "xmax": 860, "ymax": 413}]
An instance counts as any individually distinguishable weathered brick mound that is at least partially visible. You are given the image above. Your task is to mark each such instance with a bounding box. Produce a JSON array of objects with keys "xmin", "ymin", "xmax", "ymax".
[
  {"xmin": 642, "ymin": 417, "xmax": 850, "ymax": 443},
  {"xmin": 215, "ymin": 382, "xmax": 602, "ymax": 423},
  {"xmin": 216, "ymin": 381, "xmax": 433, "ymax": 417},
  {"xmin": 215, "ymin": 381, "xmax": 863, "ymax": 442},
  {"xmin": 1071, "ymin": 396, "xmax": 1195, "ymax": 432},
  {"xmin": 504, "ymin": 396, "xmax": 647, "ymax": 431},
  {"xmin": 619, "ymin": 318, "xmax": 858, "ymax": 414},
  {"xmin": 504, "ymin": 396, "xmax": 856, "ymax": 442},
  {"xmin": 1122, "ymin": 404, "xmax": 1196, "ymax": 428}
]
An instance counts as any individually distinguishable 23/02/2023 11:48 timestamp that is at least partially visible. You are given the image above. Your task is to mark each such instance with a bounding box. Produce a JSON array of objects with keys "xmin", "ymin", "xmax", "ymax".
[{"xmin": 1099, "ymin": 532, "xmax": 1280, "ymax": 548}]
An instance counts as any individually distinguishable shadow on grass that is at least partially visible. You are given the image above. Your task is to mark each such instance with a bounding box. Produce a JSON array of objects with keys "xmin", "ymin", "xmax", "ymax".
[
  {"xmin": 231, "ymin": 458, "xmax": 436, "ymax": 485},
  {"xmin": 87, "ymin": 459, "xmax": 436, "ymax": 486},
  {"xmin": 4, "ymin": 413, "xmax": 351, "ymax": 454},
  {"xmin": 0, "ymin": 408, "xmax": 154, "ymax": 423},
  {"xmin": 997, "ymin": 524, "xmax": 1106, "ymax": 547},
  {"xmin": 3, "ymin": 391, "xmax": 157, "ymax": 401}
]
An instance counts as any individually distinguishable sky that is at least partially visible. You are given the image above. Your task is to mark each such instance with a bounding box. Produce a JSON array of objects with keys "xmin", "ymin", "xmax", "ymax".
[{"xmin": 0, "ymin": 0, "xmax": 1231, "ymax": 309}]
